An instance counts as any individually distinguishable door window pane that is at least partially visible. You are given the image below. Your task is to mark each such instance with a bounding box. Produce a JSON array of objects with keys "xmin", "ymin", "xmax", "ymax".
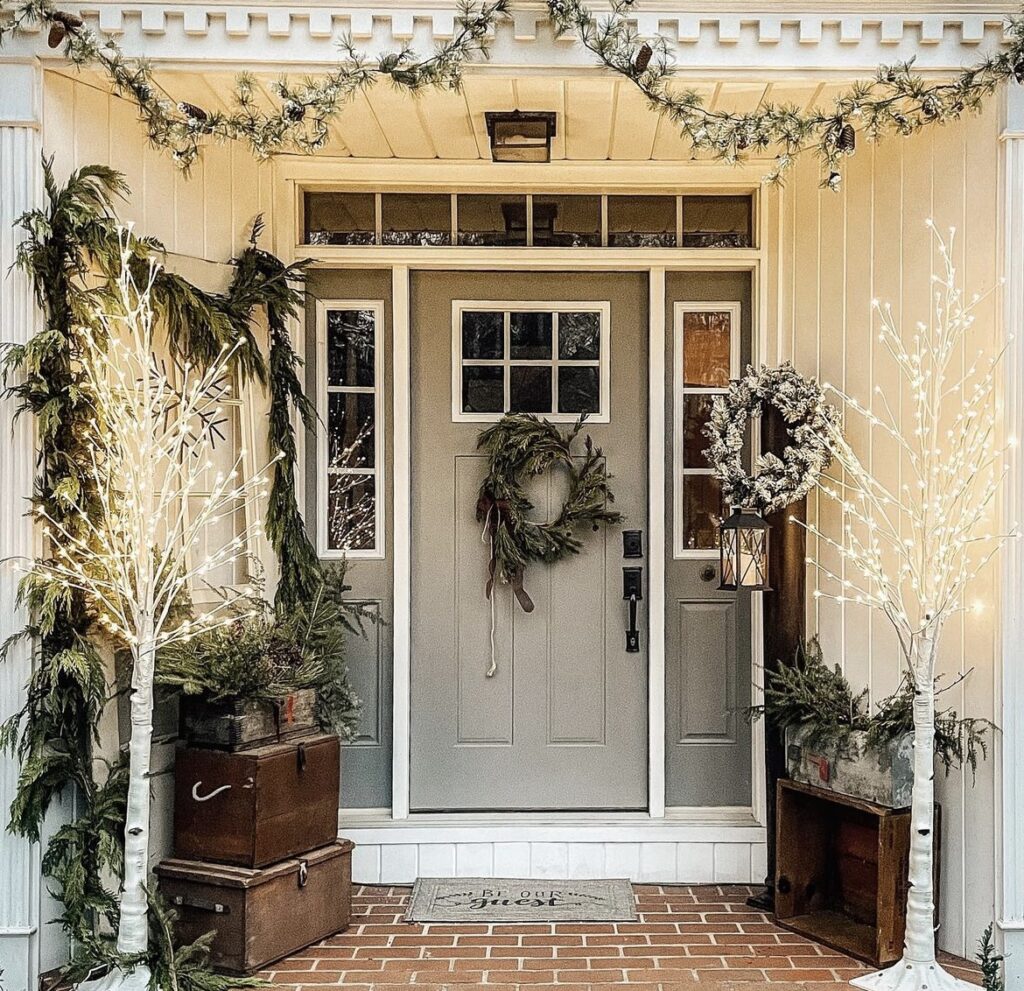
[
  {"xmin": 558, "ymin": 311, "xmax": 601, "ymax": 360},
  {"xmin": 682, "ymin": 395, "xmax": 713, "ymax": 467},
  {"xmin": 683, "ymin": 311, "xmax": 732, "ymax": 388},
  {"xmin": 510, "ymin": 366, "xmax": 552, "ymax": 412},
  {"xmin": 682, "ymin": 475, "xmax": 723, "ymax": 550},
  {"xmin": 463, "ymin": 366, "xmax": 505, "ymax": 413},
  {"xmin": 328, "ymin": 393, "xmax": 375, "ymax": 468},
  {"xmin": 462, "ymin": 311, "xmax": 504, "ymax": 359},
  {"xmin": 558, "ymin": 366, "xmax": 600, "ymax": 414},
  {"xmin": 328, "ymin": 475, "xmax": 377, "ymax": 552},
  {"xmin": 510, "ymin": 312, "xmax": 553, "ymax": 359},
  {"xmin": 327, "ymin": 309, "xmax": 376, "ymax": 387}
]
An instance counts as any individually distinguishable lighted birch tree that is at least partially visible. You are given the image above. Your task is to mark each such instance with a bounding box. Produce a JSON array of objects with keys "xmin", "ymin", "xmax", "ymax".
[
  {"xmin": 804, "ymin": 222, "xmax": 1017, "ymax": 991},
  {"xmin": 17, "ymin": 231, "xmax": 275, "ymax": 991}
]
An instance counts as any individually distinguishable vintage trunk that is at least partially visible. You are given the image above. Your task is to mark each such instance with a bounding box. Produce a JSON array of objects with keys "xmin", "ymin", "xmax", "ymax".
[
  {"xmin": 155, "ymin": 840, "xmax": 354, "ymax": 974},
  {"xmin": 786, "ymin": 726, "xmax": 914, "ymax": 808},
  {"xmin": 174, "ymin": 734, "xmax": 340, "ymax": 867},
  {"xmin": 180, "ymin": 688, "xmax": 319, "ymax": 751}
]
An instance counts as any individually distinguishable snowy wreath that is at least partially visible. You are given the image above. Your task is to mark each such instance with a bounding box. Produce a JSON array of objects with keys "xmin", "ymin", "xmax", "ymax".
[{"xmin": 702, "ymin": 362, "xmax": 840, "ymax": 515}]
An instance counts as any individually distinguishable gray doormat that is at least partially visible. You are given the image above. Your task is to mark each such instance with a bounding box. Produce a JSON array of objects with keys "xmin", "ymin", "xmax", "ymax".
[{"xmin": 406, "ymin": 877, "xmax": 637, "ymax": 923}]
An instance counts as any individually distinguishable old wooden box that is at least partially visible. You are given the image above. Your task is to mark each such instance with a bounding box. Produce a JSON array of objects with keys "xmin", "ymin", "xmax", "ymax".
[
  {"xmin": 156, "ymin": 840, "xmax": 354, "ymax": 974},
  {"xmin": 786, "ymin": 726, "xmax": 914, "ymax": 808},
  {"xmin": 181, "ymin": 688, "xmax": 318, "ymax": 752},
  {"xmin": 775, "ymin": 779, "xmax": 940, "ymax": 968},
  {"xmin": 175, "ymin": 734, "xmax": 340, "ymax": 868}
]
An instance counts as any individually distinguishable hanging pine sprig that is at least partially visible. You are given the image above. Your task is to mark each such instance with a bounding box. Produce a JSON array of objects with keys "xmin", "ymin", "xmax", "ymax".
[
  {"xmin": 546, "ymin": 0, "xmax": 1024, "ymax": 185},
  {"xmin": 0, "ymin": 0, "xmax": 509, "ymax": 171}
]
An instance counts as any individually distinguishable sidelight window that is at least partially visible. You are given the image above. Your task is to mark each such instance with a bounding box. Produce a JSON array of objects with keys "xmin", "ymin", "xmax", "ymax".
[
  {"xmin": 673, "ymin": 302, "xmax": 741, "ymax": 557},
  {"xmin": 317, "ymin": 301, "xmax": 385, "ymax": 557},
  {"xmin": 453, "ymin": 302, "xmax": 609, "ymax": 423}
]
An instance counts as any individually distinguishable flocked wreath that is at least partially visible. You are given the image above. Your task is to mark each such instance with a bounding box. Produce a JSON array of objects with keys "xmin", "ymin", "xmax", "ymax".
[
  {"xmin": 702, "ymin": 362, "xmax": 840, "ymax": 515},
  {"xmin": 476, "ymin": 413, "xmax": 621, "ymax": 616}
]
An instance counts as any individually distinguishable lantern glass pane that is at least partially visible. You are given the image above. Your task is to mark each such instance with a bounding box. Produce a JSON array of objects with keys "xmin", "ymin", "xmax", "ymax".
[{"xmin": 720, "ymin": 526, "xmax": 738, "ymax": 587}]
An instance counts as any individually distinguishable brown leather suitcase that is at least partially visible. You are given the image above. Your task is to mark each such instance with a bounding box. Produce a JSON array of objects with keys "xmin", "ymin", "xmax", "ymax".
[
  {"xmin": 174, "ymin": 734, "xmax": 339, "ymax": 868},
  {"xmin": 156, "ymin": 840, "xmax": 354, "ymax": 974}
]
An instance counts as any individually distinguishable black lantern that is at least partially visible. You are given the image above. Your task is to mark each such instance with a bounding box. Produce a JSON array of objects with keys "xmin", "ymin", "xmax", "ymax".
[
  {"xmin": 718, "ymin": 507, "xmax": 771, "ymax": 591},
  {"xmin": 485, "ymin": 111, "xmax": 557, "ymax": 163}
]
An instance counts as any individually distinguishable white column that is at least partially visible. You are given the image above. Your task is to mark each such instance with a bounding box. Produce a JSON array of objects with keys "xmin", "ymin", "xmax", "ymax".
[
  {"xmin": 1000, "ymin": 82, "xmax": 1024, "ymax": 991},
  {"xmin": 0, "ymin": 60, "xmax": 43, "ymax": 991}
]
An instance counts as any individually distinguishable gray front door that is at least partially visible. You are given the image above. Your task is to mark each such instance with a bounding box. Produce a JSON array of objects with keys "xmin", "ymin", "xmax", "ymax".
[{"xmin": 410, "ymin": 271, "xmax": 648, "ymax": 811}]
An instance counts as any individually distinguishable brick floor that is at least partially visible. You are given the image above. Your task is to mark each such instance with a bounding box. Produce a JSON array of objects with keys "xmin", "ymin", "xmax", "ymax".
[{"xmin": 260, "ymin": 884, "xmax": 982, "ymax": 990}]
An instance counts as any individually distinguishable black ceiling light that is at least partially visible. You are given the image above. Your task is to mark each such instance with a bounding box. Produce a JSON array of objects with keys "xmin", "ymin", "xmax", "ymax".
[{"xmin": 485, "ymin": 111, "xmax": 557, "ymax": 163}]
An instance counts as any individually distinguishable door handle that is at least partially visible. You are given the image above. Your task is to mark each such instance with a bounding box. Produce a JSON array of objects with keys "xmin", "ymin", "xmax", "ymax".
[{"xmin": 622, "ymin": 567, "xmax": 642, "ymax": 653}]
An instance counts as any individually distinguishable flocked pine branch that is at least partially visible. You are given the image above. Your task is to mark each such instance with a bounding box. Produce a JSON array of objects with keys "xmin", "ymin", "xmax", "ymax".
[
  {"xmin": 799, "ymin": 222, "xmax": 1020, "ymax": 991},
  {"xmin": 10, "ymin": 230, "xmax": 279, "ymax": 991}
]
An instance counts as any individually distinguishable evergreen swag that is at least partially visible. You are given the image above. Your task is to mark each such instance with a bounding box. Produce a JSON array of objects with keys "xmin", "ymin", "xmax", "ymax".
[
  {"xmin": 0, "ymin": 160, "xmax": 332, "ymax": 989},
  {"xmin": 476, "ymin": 414, "xmax": 621, "ymax": 614},
  {"xmin": 747, "ymin": 638, "xmax": 995, "ymax": 779}
]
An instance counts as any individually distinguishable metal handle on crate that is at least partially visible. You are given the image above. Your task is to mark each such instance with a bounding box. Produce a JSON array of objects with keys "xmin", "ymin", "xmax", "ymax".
[{"xmin": 298, "ymin": 860, "xmax": 309, "ymax": 888}]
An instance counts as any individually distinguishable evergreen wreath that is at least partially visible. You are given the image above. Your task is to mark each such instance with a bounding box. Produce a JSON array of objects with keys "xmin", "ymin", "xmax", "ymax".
[
  {"xmin": 476, "ymin": 414, "xmax": 622, "ymax": 622},
  {"xmin": 703, "ymin": 362, "xmax": 839, "ymax": 515}
]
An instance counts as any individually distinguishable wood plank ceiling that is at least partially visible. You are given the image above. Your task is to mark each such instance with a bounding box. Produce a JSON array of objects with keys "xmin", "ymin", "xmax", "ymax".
[{"xmin": 153, "ymin": 71, "xmax": 839, "ymax": 160}]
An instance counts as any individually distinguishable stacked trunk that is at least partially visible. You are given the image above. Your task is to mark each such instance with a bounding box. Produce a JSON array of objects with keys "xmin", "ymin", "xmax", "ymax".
[{"xmin": 156, "ymin": 702, "xmax": 352, "ymax": 974}]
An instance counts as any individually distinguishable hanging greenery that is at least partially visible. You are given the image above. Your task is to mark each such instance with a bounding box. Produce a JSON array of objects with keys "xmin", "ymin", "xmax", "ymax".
[
  {"xmin": 0, "ymin": 0, "xmax": 509, "ymax": 171},
  {"xmin": 545, "ymin": 0, "xmax": 1024, "ymax": 185}
]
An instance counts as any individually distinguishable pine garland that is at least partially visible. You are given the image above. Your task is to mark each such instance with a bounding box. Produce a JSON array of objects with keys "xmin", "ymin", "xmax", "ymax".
[
  {"xmin": 546, "ymin": 0, "xmax": 1024, "ymax": 185},
  {"xmin": 0, "ymin": 0, "xmax": 509, "ymax": 171}
]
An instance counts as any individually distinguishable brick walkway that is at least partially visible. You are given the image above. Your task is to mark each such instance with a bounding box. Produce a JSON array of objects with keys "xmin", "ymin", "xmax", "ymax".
[{"xmin": 260, "ymin": 885, "xmax": 982, "ymax": 990}]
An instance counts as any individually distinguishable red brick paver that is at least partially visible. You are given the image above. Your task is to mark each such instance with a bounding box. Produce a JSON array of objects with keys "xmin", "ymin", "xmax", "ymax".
[{"xmin": 260, "ymin": 884, "xmax": 982, "ymax": 990}]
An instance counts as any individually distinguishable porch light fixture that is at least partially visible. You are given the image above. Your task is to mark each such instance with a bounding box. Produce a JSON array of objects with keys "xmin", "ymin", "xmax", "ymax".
[
  {"xmin": 718, "ymin": 507, "xmax": 771, "ymax": 592},
  {"xmin": 485, "ymin": 111, "xmax": 557, "ymax": 163}
]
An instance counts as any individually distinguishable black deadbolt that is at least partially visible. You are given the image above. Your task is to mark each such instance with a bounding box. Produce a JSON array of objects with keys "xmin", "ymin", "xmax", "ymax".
[{"xmin": 622, "ymin": 530, "xmax": 643, "ymax": 559}]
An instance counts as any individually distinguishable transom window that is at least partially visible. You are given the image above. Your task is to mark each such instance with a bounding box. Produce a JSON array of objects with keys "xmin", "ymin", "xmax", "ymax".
[
  {"xmin": 452, "ymin": 302, "xmax": 610, "ymax": 423},
  {"xmin": 316, "ymin": 300, "xmax": 385, "ymax": 558},
  {"xmin": 673, "ymin": 302, "xmax": 741, "ymax": 557}
]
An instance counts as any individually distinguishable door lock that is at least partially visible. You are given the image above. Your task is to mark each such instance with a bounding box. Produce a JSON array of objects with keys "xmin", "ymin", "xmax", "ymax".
[
  {"xmin": 622, "ymin": 567, "xmax": 643, "ymax": 653},
  {"xmin": 622, "ymin": 530, "xmax": 643, "ymax": 559}
]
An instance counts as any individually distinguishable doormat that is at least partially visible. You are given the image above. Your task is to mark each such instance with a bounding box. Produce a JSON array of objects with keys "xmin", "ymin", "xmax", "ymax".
[{"xmin": 406, "ymin": 877, "xmax": 637, "ymax": 923}]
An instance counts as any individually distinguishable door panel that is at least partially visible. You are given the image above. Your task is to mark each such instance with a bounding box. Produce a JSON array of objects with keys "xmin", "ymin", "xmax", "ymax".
[
  {"xmin": 664, "ymin": 271, "xmax": 753, "ymax": 808},
  {"xmin": 410, "ymin": 271, "xmax": 648, "ymax": 811}
]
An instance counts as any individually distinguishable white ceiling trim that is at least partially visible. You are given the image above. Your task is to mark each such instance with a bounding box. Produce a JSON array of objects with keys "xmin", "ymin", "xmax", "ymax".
[{"xmin": 6, "ymin": 4, "xmax": 1015, "ymax": 71}]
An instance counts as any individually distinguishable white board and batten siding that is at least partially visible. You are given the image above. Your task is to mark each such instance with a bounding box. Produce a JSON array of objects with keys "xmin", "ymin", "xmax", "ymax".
[{"xmin": 768, "ymin": 102, "xmax": 1002, "ymax": 959}]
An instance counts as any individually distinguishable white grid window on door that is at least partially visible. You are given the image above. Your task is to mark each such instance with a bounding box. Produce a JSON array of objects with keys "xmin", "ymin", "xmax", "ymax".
[
  {"xmin": 317, "ymin": 301, "xmax": 385, "ymax": 558},
  {"xmin": 673, "ymin": 302, "xmax": 741, "ymax": 558},
  {"xmin": 452, "ymin": 302, "xmax": 610, "ymax": 423}
]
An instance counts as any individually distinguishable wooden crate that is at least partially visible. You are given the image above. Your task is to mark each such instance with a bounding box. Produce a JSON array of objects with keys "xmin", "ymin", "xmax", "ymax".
[
  {"xmin": 774, "ymin": 779, "xmax": 940, "ymax": 968},
  {"xmin": 180, "ymin": 689, "xmax": 318, "ymax": 752},
  {"xmin": 156, "ymin": 840, "xmax": 354, "ymax": 974},
  {"xmin": 174, "ymin": 734, "xmax": 340, "ymax": 868}
]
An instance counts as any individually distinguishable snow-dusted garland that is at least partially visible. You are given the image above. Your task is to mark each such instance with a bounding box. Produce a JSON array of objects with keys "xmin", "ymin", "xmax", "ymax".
[{"xmin": 703, "ymin": 362, "xmax": 840, "ymax": 515}]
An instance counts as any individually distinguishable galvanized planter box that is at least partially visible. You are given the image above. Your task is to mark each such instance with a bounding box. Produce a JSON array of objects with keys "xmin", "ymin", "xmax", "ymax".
[
  {"xmin": 785, "ymin": 725, "xmax": 914, "ymax": 809},
  {"xmin": 180, "ymin": 688, "xmax": 318, "ymax": 752}
]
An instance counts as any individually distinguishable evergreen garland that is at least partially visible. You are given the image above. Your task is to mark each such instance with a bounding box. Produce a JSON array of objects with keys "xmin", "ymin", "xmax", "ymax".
[{"xmin": 0, "ymin": 0, "xmax": 509, "ymax": 171}]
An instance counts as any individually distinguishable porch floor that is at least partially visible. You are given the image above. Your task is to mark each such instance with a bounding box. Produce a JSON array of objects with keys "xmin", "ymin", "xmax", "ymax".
[{"xmin": 259, "ymin": 884, "xmax": 982, "ymax": 990}]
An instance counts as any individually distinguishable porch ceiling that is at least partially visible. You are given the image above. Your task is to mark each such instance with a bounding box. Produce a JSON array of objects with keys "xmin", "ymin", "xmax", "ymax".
[{"xmin": 146, "ymin": 70, "xmax": 847, "ymax": 160}]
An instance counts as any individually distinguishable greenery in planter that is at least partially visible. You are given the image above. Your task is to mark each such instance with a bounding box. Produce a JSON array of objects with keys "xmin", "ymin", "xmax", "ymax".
[
  {"xmin": 977, "ymin": 925, "xmax": 1005, "ymax": 991},
  {"xmin": 158, "ymin": 566, "xmax": 363, "ymax": 740},
  {"xmin": 747, "ymin": 638, "xmax": 994, "ymax": 778}
]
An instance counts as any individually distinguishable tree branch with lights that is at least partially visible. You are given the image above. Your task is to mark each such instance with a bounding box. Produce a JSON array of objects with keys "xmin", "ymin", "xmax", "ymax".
[
  {"xmin": 800, "ymin": 222, "xmax": 1018, "ymax": 991},
  {"xmin": 13, "ymin": 232, "xmax": 278, "ymax": 991}
]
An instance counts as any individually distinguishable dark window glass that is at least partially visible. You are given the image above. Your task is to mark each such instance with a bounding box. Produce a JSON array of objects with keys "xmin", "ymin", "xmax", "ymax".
[
  {"xmin": 328, "ymin": 474, "xmax": 376, "ymax": 551},
  {"xmin": 608, "ymin": 195, "xmax": 677, "ymax": 248},
  {"xmin": 681, "ymin": 195, "xmax": 753, "ymax": 248},
  {"xmin": 328, "ymin": 393, "xmax": 376, "ymax": 469},
  {"xmin": 558, "ymin": 311, "xmax": 600, "ymax": 360},
  {"xmin": 462, "ymin": 311, "xmax": 504, "ymax": 360},
  {"xmin": 458, "ymin": 195, "xmax": 528, "ymax": 246},
  {"xmin": 682, "ymin": 474, "xmax": 723, "ymax": 550},
  {"xmin": 683, "ymin": 394, "xmax": 713, "ymax": 468},
  {"xmin": 382, "ymin": 193, "xmax": 452, "ymax": 246},
  {"xmin": 510, "ymin": 366, "xmax": 552, "ymax": 413},
  {"xmin": 463, "ymin": 366, "xmax": 504, "ymax": 413},
  {"xmin": 558, "ymin": 366, "xmax": 600, "ymax": 414},
  {"xmin": 327, "ymin": 310, "xmax": 375, "ymax": 387},
  {"xmin": 510, "ymin": 312, "xmax": 553, "ymax": 359},
  {"xmin": 304, "ymin": 192, "xmax": 376, "ymax": 245},
  {"xmin": 532, "ymin": 195, "xmax": 601, "ymax": 247}
]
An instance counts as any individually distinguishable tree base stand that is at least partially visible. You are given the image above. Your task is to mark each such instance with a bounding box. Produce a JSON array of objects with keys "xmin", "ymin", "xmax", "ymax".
[
  {"xmin": 78, "ymin": 964, "xmax": 152, "ymax": 991},
  {"xmin": 851, "ymin": 959, "xmax": 975, "ymax": 991}
]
